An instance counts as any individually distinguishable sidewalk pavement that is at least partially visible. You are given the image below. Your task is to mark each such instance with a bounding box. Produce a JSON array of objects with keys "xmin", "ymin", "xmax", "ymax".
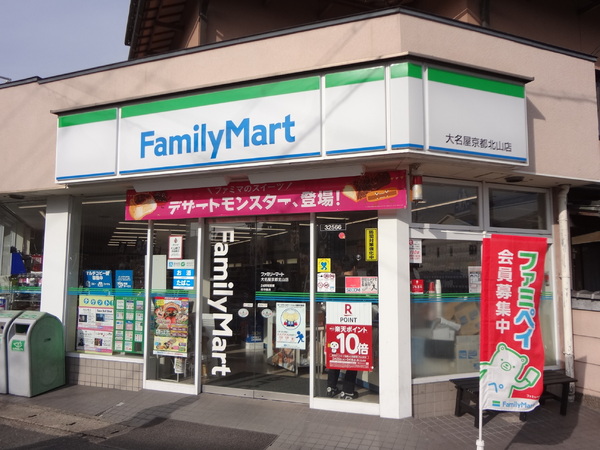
[{"xmin": 0, "ymin": 384, "xmax": 599, "ymax": 449}]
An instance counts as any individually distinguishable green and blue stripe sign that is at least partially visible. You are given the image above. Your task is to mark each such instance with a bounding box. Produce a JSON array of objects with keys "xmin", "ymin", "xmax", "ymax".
[{"xmin": 56, "ymin": 61, "xmax": 528, "ymax": 182}]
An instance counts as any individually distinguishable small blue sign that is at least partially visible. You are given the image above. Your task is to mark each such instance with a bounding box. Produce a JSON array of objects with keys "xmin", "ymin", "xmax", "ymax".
[
  {"xmin": 115, "ymin": 270, "xmax": 134, "ymax": 289},
  {"xmin": 84, "ymin": 270, "xmax": 112, "ymax": 288},
  {"xmin": 173, "ymin": 268, "xmax": 195, "ymax": 290}
]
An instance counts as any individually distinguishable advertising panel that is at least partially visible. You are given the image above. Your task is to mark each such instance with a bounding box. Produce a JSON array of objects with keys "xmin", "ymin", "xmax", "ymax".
[
  {"xmin": 152, "ymin": 297, "xmax": 190, "ymax": 357},
  {"xmin": 325, "ymin": 302, "xmax": 373, "ymax": 372},
  {"xmin": 126, "ymin": 171, "xmax": 406, "ymax": 220},
  {"xmin": 480, "ymin": 234, "xmax": 547, "ymax": 413},
  {"xmin": 76, "ymin": 295, "xmax": 114, "ymax": 354}
]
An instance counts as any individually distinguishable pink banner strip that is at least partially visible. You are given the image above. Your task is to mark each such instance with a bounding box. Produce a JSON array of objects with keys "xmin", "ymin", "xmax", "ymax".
[{"xmin": 126, "ymin": 171, "xmax": 406, "ymax": 220}]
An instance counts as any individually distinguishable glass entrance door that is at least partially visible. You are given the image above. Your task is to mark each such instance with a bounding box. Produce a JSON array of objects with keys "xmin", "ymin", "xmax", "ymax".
[
  {"xmin": 145, "ymin": 219, "xmax": 199, "ymax": 393},
  {"xmin": 202, "ymin": 216, "xmax": 310, "ymax": 400}
]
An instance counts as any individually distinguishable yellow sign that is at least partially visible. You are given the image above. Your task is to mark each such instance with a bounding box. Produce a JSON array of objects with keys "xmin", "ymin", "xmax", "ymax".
[
  {"xmin": 365, "ymin": 228, "xmax": 378, "ymax": 261},
  {"xmin": 317, "ymin": 258, "xmax": 331, "ymax": 273}
]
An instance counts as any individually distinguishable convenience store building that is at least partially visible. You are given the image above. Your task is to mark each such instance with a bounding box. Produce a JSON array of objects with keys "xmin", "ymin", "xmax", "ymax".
[{"xmin": 1, "ymin": 4, "xmax": 599, "ymax": 419}]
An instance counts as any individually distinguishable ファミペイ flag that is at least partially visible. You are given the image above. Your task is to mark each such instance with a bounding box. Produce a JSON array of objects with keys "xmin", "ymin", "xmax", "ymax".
[{"xmin": 480, "ymin": 234, "xmax": 547, "ymax": 413}]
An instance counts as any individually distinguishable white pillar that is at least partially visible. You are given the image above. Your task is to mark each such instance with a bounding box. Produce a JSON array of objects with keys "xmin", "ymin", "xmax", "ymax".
[
  {"xmin": 378, "ymin": 208, "xmax": 412, "ymax": 419},
  {"xmin": 40, "ymin": 196, "xmax": 81, "ymax": 349}
]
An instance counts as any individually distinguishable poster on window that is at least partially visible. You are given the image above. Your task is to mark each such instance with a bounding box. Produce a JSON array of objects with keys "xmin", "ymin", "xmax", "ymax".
[
  {"xmin": 152, "ymin": 296, "xmax": 190, "ymax": 357},
  {"xmin": 480, "ymin": 234, "xmax": 547, "ymax": 413},
  {"xmin": 325, "ymin": 302, "xmax": 373, "ymax": 371},
  {"xmin": 76, "ymin": 295, "xmax": 114, "ymax": 354},
  {"xmin": 275, "ymin": 303, "xmax": 306, "ymax": 350},
  {"xmin": 113, "ymin": 296, "xmax": 145, "ymax": 354}
]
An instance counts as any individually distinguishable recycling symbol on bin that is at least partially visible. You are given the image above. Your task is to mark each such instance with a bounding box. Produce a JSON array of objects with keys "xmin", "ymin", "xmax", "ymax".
[{"xmin": 11, "ymin": 340, "xmax": 25, "ymax": 352}]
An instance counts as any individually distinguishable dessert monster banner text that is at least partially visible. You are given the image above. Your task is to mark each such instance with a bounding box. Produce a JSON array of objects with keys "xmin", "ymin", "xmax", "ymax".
[
  {"xmin": 126, "ymin": 171, "xmax": 406, "ymax": 220},
  {"xmin": 480, "ymin": 234, "xmax": 547, "ymax": 413}
]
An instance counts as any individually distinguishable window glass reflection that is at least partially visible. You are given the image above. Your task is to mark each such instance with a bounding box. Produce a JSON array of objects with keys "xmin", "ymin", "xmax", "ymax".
[
  {"xmin": 489, "ymin": 188, "xmax": 547, "ymax": 230},
  {"xmin": 412, "ymin": 183, "xmax": 479, "ymax": 226}
]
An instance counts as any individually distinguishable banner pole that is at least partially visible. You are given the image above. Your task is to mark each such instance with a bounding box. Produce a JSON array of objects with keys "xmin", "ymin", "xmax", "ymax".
[{"xmin": 477, "ymin": 382, "xmax": 484, "ymax": 449}]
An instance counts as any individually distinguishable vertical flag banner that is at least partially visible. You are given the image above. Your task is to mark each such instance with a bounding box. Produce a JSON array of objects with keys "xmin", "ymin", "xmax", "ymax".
[{"xmin": 480, "ymin": 234, "xmax": 547, "ymax": 413}]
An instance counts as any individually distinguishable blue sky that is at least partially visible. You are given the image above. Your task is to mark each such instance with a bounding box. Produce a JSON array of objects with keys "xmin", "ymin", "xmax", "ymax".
[{"xmin": 0, "ymin": 0, "xmax": 131, "ymax": 81}]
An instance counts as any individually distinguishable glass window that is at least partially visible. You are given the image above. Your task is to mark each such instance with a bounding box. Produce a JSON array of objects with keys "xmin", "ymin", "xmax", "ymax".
[
  {"xmin": 488, "ymin": 188, "xmax": 548, "ymax": 230},
  {"xmin": 410, "ymin": 239, "xmax": 482, "ymax": 378},
  {"xmin": 0, "ymin": 200, "xmax": 45, "ymax": 311},
  {"xmin": 72, "ymin": 197, "xmax": 147, "ymax": 356},
  {"xmin": 410, "ymin": 238, "xmax": 557, "ymax": 378},
  {"xmin": 411, "ymin": 181, "xmax": 479, "ymax": 227}
]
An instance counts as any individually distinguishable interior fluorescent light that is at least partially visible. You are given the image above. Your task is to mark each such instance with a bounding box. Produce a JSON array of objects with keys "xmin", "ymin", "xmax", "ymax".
[
  {"xmin": 18, "ymin": 204, "xmax": 47, "ymax": 209},
  {"xmin": 248, "ymin": 165, "xmax": 364, "ymax": 184},
  {"xmin": 82, "ymin": 199, "xmax": 125, "ymax": 205},
  {"xmin": 133, "ymin": 175, "xmax": 230, "ymax": 192}
]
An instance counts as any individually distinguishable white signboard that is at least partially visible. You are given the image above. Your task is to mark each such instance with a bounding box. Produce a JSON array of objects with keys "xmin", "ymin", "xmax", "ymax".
[
  {"xmin": 409, "ymin": 239, "xmax": 422, "ymax": 264},
  {"xmin": 168, "ymin": 235, "xmax": 183, "ymax": 259},
  {"xmin": 167, "ymin": 259, "xmax": 194, "ymax": 269},
  {"xmin": 56, "ymin": 109, "xmax": 118, "ymax": 181},
  {"xmin": 324, "ymin": 67, "xmax": 386, "ymax": 155},
  {"xmin": 427, "ymin": 67, "xmax": 528, "ymax": 163},
  {"xmin": 55, "ymin": 63, "xmax": 528, "ymax": 182},
  {"xmin": 118, "ymin": 79, "xmax": 321, "ymax": 175}
]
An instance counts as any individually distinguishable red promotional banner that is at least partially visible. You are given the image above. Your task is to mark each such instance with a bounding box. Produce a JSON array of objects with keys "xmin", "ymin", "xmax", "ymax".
[
  {"xmin": 480, "ymin": 234, "xmax": 547, "ymax": 413},
  {"xmin": 125, "ymin": 171, "xmax": 406, "ymax": 221}
]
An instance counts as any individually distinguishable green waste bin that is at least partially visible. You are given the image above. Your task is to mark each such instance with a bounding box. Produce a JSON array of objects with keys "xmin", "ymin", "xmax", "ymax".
[
  {"xmin": 7, "ymin": 311, "xmax": 65, "ymax": 397},
  {"xmin": 0, "ymin": 310, "xmax": 22, "ymax": 394}
]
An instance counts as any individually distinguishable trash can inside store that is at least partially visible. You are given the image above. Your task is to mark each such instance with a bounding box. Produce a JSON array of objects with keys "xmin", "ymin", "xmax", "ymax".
[
  {"xmin": 7, "ymin": 311, "xmax": 65, "ymax": 397},
  {"xmin": 0, "ymin": 310, "xmax": 23, "ymax": 394}
]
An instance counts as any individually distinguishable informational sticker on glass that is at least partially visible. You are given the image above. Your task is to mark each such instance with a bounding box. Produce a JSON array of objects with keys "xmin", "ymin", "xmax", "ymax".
[
  {"xmin": 152, "ymin": 297, "xmax": 190, "ymax": 357},
  {"xmin": 365, "ymin": 228, "xmax": 378, "ymax": 261},
  {"xmin": 115, "ymin": 270, "xmax": 133, "ymax": 289},
  {"xmin": 468, "ymin": 266, "xmax": 482, "ymax": 294},
  {"xmin": 77, "ymin": 295, "xmax": 114, "ymax": 354},
  {"xmin": 409, "ymin": 239, "xmax": 422, "ymax": 264},
  {"xmin": 325, "ymin": 302, "xmax": 373, "ymax": 371},
  {"xmin": 344, "ymin": 276, "xmax": 378, "ymax": 294},
  {"xmin": 169, "ymin": 235, "xmax": 184, "ymax": 259},
  {"xmin": 276, "ymin": 303, "xmax": 306, "ymax": 350},
  {"xmin": 259, "ymin": 270, "xmax": 289, "ymax": 292},
  {"xmin": 173, "ymin": 268, "xmax": 195, "ymax": 290},
  {"xmin": 113, "ymin": 296, "xmax": 145, "ymax": 354},
  {"xmin": 317, "ymin": 258, "xmax": 331, "ymax": 273},
  {"xmin": 83, "ymin": 270, "xmax": 112, "ymax": 289},
  {"xmin": 317, "ymin": 272, "xmax": 336, "ymax": 293}
]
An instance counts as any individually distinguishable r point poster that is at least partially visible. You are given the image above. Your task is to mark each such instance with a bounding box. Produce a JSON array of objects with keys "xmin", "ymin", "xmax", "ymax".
[{"xmin": 325, "ymin": 301, "xmax": 373, "ymax": 371}]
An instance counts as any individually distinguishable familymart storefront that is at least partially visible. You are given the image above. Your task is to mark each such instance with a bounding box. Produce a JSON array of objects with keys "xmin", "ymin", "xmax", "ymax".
[{"xmin": 53, "ymin": 58, "xmax": 559, "ymax": 419}]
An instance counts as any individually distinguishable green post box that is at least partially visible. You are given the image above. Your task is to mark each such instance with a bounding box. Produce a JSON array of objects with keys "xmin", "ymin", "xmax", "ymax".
[
  {"xmin": 0, "ymin": 310, "xmax": 22, "ymax": 394},
  {"xmin": 7, "ymin": 311, "xmax": 65, "ymax": 397}
]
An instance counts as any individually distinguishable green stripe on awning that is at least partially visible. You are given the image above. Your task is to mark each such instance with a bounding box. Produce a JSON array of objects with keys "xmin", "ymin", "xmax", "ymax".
[
  {"xmin": 121, "ymin": 76, "xmax": 320, "ymax": 118},
  {"xmin": 326, "ymin": 66, "xmax": 385, "ymax": 88},
  {"xmin": 390, "ymin": 62, "xmax": 422, "ymax": 79},
  {"xmin": 428, "ymin": 67, "xmax": 525, "ymax": 97},
  {"xmin": 58, "ymin": 109, "xmax": 117, "ymax": 127}
]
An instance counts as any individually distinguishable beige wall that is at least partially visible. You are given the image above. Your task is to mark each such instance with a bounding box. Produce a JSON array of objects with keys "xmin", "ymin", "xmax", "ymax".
[
  {"xmin": 0, "ymin": 10, "xmax": 599, "ymax": 196},
  {"xmin": 573, "ymin": 309, "xmax": 600, "ymax": 399}
]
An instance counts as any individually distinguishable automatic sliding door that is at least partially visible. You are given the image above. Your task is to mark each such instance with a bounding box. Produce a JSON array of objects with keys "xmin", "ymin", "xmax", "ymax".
[{"xmin": 202, "ymin": 216, "xmax": 310, "ymax": 399}]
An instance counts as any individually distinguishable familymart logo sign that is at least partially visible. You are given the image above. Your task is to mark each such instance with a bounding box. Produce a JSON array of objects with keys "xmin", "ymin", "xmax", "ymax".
[
  {"xmin": 56, "ymin": 62, "xmax": 528, "ymax": 182},
  {"xmin": 118, "ymin": 79, "xmax": 321, "ymax": 175}
]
